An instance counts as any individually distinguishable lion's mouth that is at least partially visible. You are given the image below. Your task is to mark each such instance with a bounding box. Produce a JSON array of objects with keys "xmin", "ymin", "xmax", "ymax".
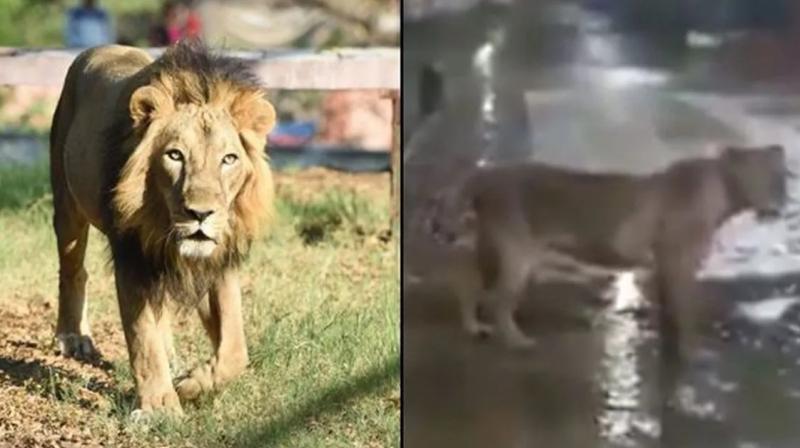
[
  {"xmin": 177, "ymin": 230, "xmax": 218, "ymax": 258},
  {"xmin": 183, "ymin": 230, "xmax": 217, "ymax": 243}
]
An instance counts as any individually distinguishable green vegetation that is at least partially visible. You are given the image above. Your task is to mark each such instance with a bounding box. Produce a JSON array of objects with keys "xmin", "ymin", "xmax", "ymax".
[
  {"xmin": 0, "ymin": 0, "xmax": 161, "ymax": 47},
  {"xmin": 0, "ymin": 162, "xmax": 399, "ymax": 447},
  {"xmin": 0, "ymin": 161, "xmax": 49, "ymax": 209}
]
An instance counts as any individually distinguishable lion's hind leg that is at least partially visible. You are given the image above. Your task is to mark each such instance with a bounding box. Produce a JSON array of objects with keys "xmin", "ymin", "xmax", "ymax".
[{"xmin": 52, "ymin": 162, "xmax": 95, "ymax": 359}]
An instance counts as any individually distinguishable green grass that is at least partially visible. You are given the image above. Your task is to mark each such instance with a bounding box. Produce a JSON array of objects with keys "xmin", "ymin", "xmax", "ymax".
[
  {"xmin": 0, "ymin": 161, "xmax": 399, "ymax": 447},
  {"xmin": 0, "ymin": 161, "xmax": 49, "ymax": 210}
]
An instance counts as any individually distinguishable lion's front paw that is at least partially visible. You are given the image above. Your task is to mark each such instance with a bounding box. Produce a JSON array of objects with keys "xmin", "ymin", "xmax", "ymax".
[
  {"xmin": 175, "ymin": 363, "xmax": 214, "ymax": 402},
  {"xmin": 130, "ymin": 404, "xmax": 183, "ymax": 423},
  {"xmin": 136, "ymin": 388, "xmax": 183, "ymax": 417},
  {"xmin": 55, "ymin": 333, "xmax": 97, "ymax": 359}
]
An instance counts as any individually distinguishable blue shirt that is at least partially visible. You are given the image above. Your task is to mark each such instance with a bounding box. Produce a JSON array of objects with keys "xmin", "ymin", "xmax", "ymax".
[{"xmin": 65, "ymin": 7, "xmax": 114, "ymax": 48}]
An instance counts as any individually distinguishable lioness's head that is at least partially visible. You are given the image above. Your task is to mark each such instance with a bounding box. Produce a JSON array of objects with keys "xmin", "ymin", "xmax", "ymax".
[
  {"xmin": 112, "ymin": 42, "xmax": 275, "ymax": 262},
  {"xmin": 722, "ymin": 144, "xmax": 787, "ymax": 220},
  {"xmin": 421, "ymin": 190, "xmax": 477, "ymax": 249}
]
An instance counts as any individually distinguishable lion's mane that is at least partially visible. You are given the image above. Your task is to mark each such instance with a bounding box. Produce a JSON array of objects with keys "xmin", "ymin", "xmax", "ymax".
[{"xmin": 101, "ymin": 41, "xmax": 274, "ymax": 302}]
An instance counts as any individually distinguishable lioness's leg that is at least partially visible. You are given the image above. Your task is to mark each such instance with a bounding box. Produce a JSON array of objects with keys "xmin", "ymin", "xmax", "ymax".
[
  {"xmin": 535, "ymin": 249, "xmax": 618, "ymax": 285},
  {"xmin": 454, "ymin": 221, "xmax": 502, "ymax": 339},
  {"xmin": 473, "ymin": 206, "xmax": 535, "ymax": 348},
  {"xmin": 176, "ymin": 270, "xmax": 248, "ymax": 401},
  {"xmin": 116, "ymin": 270, "xmax": 181, "ymax": 415},
  {"xmin": 452, "ymin": 271, "xmax": 492, "ymax": 338},
  {"xmin": 655, "ymin": 240, "xmax": 707, "ymax": 374},
  {"xmin": 654, "ymin": 266, "xmax": 695, "ymax": 447},
  {"xmin": 492, "ymin": 249, "xmax": 536, "ymax": 349},
  {"xmin": 52, "ymin": 176, "xmax": 95, "ymax": 358},
  {"xmin": 654, "ymin": 241, "xmax": 708, "ymax": 445}
]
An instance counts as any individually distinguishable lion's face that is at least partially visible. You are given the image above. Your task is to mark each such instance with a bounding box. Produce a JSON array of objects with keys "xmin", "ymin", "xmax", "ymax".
[
  {"xmin": 153, "ymin": 105, "xmax": 252, "ymax": 258},
  {"xmin": 722, "ymin": 144, "xmax": 787, "ymax": 220},
  {"xmin": 113, "ymin": 77, "xmax": 276, "ymax": 262}
]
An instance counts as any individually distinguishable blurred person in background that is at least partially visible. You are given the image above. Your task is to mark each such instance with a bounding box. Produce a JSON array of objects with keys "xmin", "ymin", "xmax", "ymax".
[
  {"xmin": 150, "ymin": 0, "xmax": 203, "ymax": 46},
  {"xmin": 65, "ymin": 0, "xmax": 114, "ymax": 48}
]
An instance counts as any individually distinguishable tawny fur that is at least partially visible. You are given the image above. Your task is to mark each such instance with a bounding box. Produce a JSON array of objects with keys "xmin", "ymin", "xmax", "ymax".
[
  {"xmin": 50, "ymin": 41, "xmax": 275, "ymax": 415},
  {"xmin": 437, "ymin": 146, "xmax": 786, "ymax": 353}
]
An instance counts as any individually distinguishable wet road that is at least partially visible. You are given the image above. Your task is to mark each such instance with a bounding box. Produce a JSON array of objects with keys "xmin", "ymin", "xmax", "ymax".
[{"xmin": 403, "ymin": 2, "xmax": 800, "ymax": 447}]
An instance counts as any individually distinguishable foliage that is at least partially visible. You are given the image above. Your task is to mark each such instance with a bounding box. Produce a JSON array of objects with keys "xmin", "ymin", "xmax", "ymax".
[{"xmin": 0, "ymin": 0, "xmax": 160, "ymax": 47}]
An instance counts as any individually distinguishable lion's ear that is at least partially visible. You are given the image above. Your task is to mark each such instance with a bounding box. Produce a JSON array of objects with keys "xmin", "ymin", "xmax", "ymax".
[
  {"xmin": 230, "ymin": 91, "xmax": 276, "ymax": 136},
  {"xmin": 130, "ymin": 86, "xmax": 173, "ymax": 128}
]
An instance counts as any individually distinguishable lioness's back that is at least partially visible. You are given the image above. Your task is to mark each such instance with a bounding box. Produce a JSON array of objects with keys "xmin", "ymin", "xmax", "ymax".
[{"xmin": 472, "ymin": 163, "xmax": 673, "ymax": 265}]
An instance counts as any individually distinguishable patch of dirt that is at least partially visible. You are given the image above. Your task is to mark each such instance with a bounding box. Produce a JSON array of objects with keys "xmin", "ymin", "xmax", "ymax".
[
  {"xmin": 0, "ymin": 295, "xmax": 134, "ymax": 447},
  {"xmin": 274, "ymin": 167, "xmax": 390, "ymax": 203}
]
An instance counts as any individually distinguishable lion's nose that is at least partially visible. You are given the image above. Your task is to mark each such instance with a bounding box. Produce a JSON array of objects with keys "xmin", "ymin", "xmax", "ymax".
[{"xmin": 185, "ymin": 207, "xmax": 214, "ymax": 222}]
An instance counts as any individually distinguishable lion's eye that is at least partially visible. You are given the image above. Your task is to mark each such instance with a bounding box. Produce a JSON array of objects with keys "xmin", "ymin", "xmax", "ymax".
[
  {"xmin": 165, "ymin": 149, "xmax": 184, "ymax": 162},
  {"xmin": 222, "ymin": 153, "xmax": 238, "ymax": 165}
]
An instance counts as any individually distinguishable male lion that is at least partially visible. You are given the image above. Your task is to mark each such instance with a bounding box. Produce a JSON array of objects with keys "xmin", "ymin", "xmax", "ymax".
[
  {"xmin": 453, "ymin": 145, "xmax": 786, "ymax": 357},
  {"xmin": 50, "ymin": 41, "xmax": 275, "ymax": 415}
]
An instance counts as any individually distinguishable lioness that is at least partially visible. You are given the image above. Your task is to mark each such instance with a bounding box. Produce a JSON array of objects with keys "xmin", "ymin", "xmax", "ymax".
[
  {"xmin": 411, "ymin": 189, "xmax": 630, "ymax": 337},
  {"xmin": 457, "ymin": 145, "xmax": 786, "ymax": 356},
  {"xmin": 50, "ymin": 41, "xmax": 275, "ymax": 415}
]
